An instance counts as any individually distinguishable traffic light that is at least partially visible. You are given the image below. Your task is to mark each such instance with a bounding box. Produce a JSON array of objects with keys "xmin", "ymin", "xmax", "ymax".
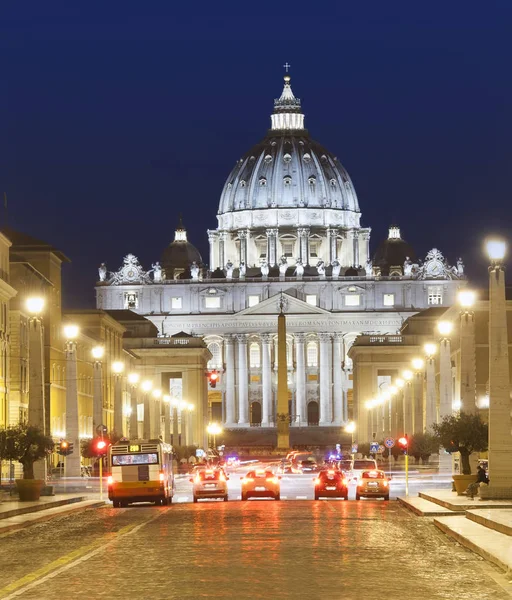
[
  {"xmin": 397, "ymin": 435, "xmax": 409, "ymax": 455},
  {"xmin": 57, "ymin": 440, "xmax": 73, "ymax": 456},
  {"xmin": 94, "ymin": 438, "xmax": 108, "ymax": 457},
  {"xmin": 208, "ymin": 370, "xmax": 219, "ymax": 388}
]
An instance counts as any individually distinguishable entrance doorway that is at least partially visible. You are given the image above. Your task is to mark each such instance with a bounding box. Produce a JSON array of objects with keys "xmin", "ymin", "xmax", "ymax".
[
  {"xmin": 307, "ymin": 401, "xmax": 319, "ymax": 426},
  {"xmin": 250, "ymin": 401, "xmax": 262, "ymax": 426}
]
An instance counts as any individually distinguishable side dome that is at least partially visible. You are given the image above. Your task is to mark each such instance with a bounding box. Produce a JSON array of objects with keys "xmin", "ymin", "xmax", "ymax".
[
  {"xmin": 161, "ymin": 219, "xmax": 203, "ymax": 279},
  {"xmin": 373, "ymin": 226, "xmax": 416, "ymax": 276},
  {"xmin": 217, "ymin": 75, "xmax": 360, "ymax": 230}
]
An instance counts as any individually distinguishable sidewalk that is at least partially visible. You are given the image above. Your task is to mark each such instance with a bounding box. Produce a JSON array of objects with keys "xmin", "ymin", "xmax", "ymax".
[
  {"xmin": 0, "ymin": 493, "xmax": 106, "ymax": 534},
  {"xmin": 399, "ymin": 489, "xmax": 512, "ymax": 576}
]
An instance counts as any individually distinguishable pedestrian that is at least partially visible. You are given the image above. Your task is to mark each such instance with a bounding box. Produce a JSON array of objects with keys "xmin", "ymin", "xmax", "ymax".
[
  {"xmin": 466, "ymin": 466, "xmax": 489, "ymax": 499},
  {"xmin": 476, "ymin": 465, "xmax": 489, "ymax": 485}
]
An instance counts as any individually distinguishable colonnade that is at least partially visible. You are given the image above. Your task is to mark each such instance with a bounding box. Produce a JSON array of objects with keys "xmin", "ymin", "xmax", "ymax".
[{"xmin": 216, "ymin": 332, "xmax": 349, "ymax": 428}]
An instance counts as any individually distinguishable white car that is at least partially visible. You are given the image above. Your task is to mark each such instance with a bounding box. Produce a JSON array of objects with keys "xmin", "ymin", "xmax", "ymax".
[
  {"xmin": 191, "ymin": 469, "xmax": 229, "ymax": 502},
  {"xmin": 350, "ymin": 458, "xmax": 378, "ymax": 481}
]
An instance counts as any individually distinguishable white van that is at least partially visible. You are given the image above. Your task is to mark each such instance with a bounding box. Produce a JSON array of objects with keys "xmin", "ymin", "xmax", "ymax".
[{"xmin": 351, "ymin": 458, "xmax": 378, "ymax": 481}]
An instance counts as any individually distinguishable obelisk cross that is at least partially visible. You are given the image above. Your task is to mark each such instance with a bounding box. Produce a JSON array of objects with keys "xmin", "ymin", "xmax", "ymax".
[{"xmin": 283, "ymin": 62, "xmax": 291, "ymax": 73}]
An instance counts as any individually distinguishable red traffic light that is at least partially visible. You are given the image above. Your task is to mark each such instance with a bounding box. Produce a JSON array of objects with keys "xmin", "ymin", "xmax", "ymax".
[
  {"xmin": 398, "ymin": 437, "xmax": 408, "ymax": 447},
  {"xmin": 97, "ymin": 440, "xmax": 107, "ymax": 450},
  {"xmin": 209, "ymin": 370, "xmax": 219, "ymax": 388},
  {"xmin": 61, "ymin": 441, "xmax": 69, "ymax": 449}
]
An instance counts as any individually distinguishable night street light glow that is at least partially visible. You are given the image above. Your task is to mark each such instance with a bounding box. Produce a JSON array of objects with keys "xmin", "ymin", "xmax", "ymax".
[
  {"xmin": 92, "ymin": 346, "xmax": 105, "ymax": 360},
  {"xmin": 63, "ymin": 324, "xmax": 79, "ymax": 339},
  {"xmin": 412, "ymin": 358, "xmax": 424, "ymax": 371},
  {"xmin": 437, "ymin": 321, "xmax": 453, "ymax": 337},
  {"xmin": 141, "ymin": 380, "xmax": 153, "ymax": 392},
  {"xmin": 152, "ymin": 389, "xmax": 162, "ymax": 398},
  {"xmin": 207, "ymin": 423, "xmax": 222, "ymax": 436},
  {"xmin": 26, "ymin": 297, "xmax": 45, "ymax": 315},
  {"xmin": 486, "ymin": 239, "xmax": 506, "ymax": 261},
  {"xmin": 458, "ymin": 289, "xmax": 476, "ymax": 308},
  {"xmin": 402, "ymin": 370, "xmax": 413, "ymax": 381},
  {"xmin": 345, "ymin": 421, "xmax": 356, "ymax": 434},
  {"xmin": 128, "ymin": 373, "xmax": 140, "ymax": 385},
  {"xmin": 112, "ymin": 361, "xmax": 125, "ymax": 374},
  {"xmin": 424, "ymin": 343, "xmax": 437, "ymax": 357}
]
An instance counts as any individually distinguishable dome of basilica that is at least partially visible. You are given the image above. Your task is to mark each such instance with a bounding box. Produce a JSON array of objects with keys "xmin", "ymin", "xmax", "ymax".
[
  {"xmin": 217, "ymin": 75, "xmax": 360, "ymax": 229},
  {"xmin": 161, "ymin": 218, "xmax": 202, "ymax": 279}
]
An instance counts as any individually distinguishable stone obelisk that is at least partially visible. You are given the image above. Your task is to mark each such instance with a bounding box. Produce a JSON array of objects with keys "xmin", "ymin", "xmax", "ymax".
[{"xmin": 276, "ymin": 295, "xmax": 290, "ymax": 450}]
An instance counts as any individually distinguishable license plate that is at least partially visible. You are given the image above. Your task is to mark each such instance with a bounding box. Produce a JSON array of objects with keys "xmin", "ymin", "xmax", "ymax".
[
  {"xmin": 255, "ymin": 486, "xmax": 266, "ymax": 491},
  {"xmin": 367, "ymin": 483, "xmax": 378, "ymax": 488},
  {"xmin": 326, "ymin": 486, "xmax": 336, "ymax": 490},
  {"xmin": 204, "ymin": 484, "xmax": 217, "ymax": 488}
]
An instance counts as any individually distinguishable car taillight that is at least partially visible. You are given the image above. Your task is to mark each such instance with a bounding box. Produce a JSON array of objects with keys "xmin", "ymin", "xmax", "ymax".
[
  {"xmin": 219, "ymin": 473, "xmax": 226, "ymax": 482},
  {"xmin": 342, "ymin": 478, "xmax": 348, "ymax": 486},
  {"xmin": 107, "ymin": 476, "xmax": 114, "ymax": 485},
  {"xmin": 314, "ymin": 478, "xmax": 320, "ymax": 485},
  {"xmin": 383, "ymin": 480, "xmax": 388, "ymax": 487},
  {"xmin": 357, "ymin": 480, "xmax": 363, "ymax": 487},
  {"xmin": 243, "ymin": 477, "xmax": 254, "ymax": 484},
  {"xmin": 266, "ymin": 477, "xmax": 278, "ymax": 484},
  {"xmin": 328, "ymin": 470, "xmax": 335, "ymax": 475},
  {"xmin": 159, "ymin": 472, "xmax": 165, "ymax": 482}
]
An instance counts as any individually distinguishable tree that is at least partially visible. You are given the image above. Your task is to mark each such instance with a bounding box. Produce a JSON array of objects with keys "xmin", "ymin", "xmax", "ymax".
[
  {"xmin": 1, "ymin": 424, "xmax": 54, "ymax": 479},
  {"xmin": 432, "ymin": 412, "xmax": 488, "ymax": 475},
  {"xmin": 408, "ymin": 432, "xmax": 439, "ymax": 464}
]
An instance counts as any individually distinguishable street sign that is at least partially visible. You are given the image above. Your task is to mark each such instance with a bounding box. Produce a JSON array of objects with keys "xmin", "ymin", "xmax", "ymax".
[
  {"xmin": 351, "ymin": 444, "xmax": 358, "ymax": 453},
  {"xmin": 384, "ymin": 437, "xmax": 395, "ymax": 449},
  {"xmin": 370, "ymin": 442, "xmax": 379, "ymax": 453},
  {"xmin": 336, "ymin": 443, "xmax": 341, "ymax": 452}
]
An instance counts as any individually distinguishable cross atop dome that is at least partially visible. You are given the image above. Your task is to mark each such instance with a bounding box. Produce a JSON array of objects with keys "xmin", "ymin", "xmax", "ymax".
[{"xmin": 271, "ymin": 71, "xmax": 305, "ymax": 131}]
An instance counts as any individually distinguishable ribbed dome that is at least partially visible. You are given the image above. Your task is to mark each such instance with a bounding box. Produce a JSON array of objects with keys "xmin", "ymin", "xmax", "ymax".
[
  {"xmin": 217, "ymin": 75, "xmax": 360, "ymax": 227},
  {"xmin": 161, "ymin": 219, "xmax": 202, "ymax": 278},
  {"xmin": 373, "ymin": 226, "xmax": 416, "ymax": 276}
]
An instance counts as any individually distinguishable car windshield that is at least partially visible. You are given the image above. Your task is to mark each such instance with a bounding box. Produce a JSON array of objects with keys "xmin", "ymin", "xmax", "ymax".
[
  {"xmin": 320, "ymin": 470, "xmax": 340, "ymax": 479},
  {"xmin": 339, "ymin": 461, "xmax": 352, "ymax": 471},
  {"xmin": 362, "ymin": 471, "xmax": 384, "ymax": 479},
  {"xmin": 353, "ymin": 460, "xmax": 377, "ymax": 470},
  {"xmin": 199, "ymin": 471, "xmax": 223, "ymax": 481}
]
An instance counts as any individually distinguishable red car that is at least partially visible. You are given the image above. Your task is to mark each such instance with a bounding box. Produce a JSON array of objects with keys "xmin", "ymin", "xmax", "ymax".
[{"xmin": 314, "ymin": 469, "xmax": 349, "ymax": 500}]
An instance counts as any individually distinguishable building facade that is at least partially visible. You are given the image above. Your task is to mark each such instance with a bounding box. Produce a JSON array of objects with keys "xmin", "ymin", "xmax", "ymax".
[{"xmin": 96, "ymin": 74, "xmax": 466, "ymax": 442}]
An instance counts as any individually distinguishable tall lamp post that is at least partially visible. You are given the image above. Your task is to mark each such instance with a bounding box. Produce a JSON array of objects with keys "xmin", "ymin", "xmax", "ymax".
[
  {"xmin": 112, "ymin": 361, "xmax": 125, "ymax": 437},
  {"xmin": 91, "ymin": 346, "xmax": 105, "ymax": 436},
  {"xmin": 127, "ymin": 373, "xmax": 140, "ymax": 439},
  {"xmin": 437, "ymin": 320, "xmax": 454, "ymax": 418},
  {"xmin": 345, "ymin": 421, "xmax": 356, "ymax": 459},
  {"xmin": 26, "ymin": 297, "xmax": 46, "ymax": 480},
  {"xmin": 207, "ymin": 423, "xmax": 222, "ymax": 450},
  {"xmin": 162, "ymin": 395, "xmax": 171, "ymax": 443},
  {"xmin": 424, "ymin": 343, "xmax": 437, "ymax": 430},
  {"xmin": 402, "ymin": 369, "xmax": 413, "ymax": 436},
  {"xmin": 411, "ymin": 358, "xmax": 425, "ymax": 434},
  {"xmin": 64, "ymin": 324, "xmax": 80, "ymax": 478},
  {"xmin": 141, "ymin": 380, "xmax": 153, "ymax": 439},
  {"xmin": 170, "ymin": 398, "xmax": 179, "ymax": 446},
  {"xmin": 458, "ymin": 290, "xmax": 477, "ymax": 414},
  {"xmin": 395, "ymin": 378, "xmax": 405, "ymax": 436},
  {"xmin": 152, "ymin": 389, "xmax": 162, "ymax": 439},
  {"xmin": 485, "ymin": 239, "xmax": 512, "ymax": 497}
]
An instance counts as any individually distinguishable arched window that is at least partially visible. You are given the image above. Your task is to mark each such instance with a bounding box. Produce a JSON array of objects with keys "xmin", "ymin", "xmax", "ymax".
[
  {"xmin": 249, "ymin": 343, "xmax": 260, "ymax": 368},
  {"xmin": 207, "ymin": 342, "xmax": 222, "ymax": 369},
  {"xmin": 307, "ymin": 342, "xmax": 318, "ymax": 367}
]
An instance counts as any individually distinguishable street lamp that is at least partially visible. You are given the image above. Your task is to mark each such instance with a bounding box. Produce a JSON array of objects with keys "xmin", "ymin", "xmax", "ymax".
[
  {"xmin": 141, "ymin": 380, "xmax": 153, "ymax": 439},
  {"xmin": 63, "ymin": 324, "xmax": 79, "ymax": 340},
  {"xmin": 112, "ymin": 361, "xmax": 124, "ymax": 374},
  {"xmin": 92, "ymin": 345, "xmax": 105, "ymax": 360},
  {"xmin": 63, "ymin": 324, "xmax": 80, "ymax": 477},
  {"xmin": 485, "ymin": 237, "xmax": 511, "ymax": 496},
  {"xmin": 345, "ymin": 421, "xmax": 356, "ymax": 458},
  {"xmin": 424, "ymin": 343, "xmax": 437, "ymax": 359},
  {"xmin": 91, "ymin": 346, "xmax": 105, "ymax": 435},
  {"xmin": 152, "ymin": 389, "xmax": 162, "ymax": 399},
  {"xmin": 112, "ymin": 362, "xmax": 125, "ymax": 436},
  {"xmin": 207, "ymin": 423, "xmax": 223, "ymax": 449},
  {"xmin": 26, "ymin": 296, "xmax": 45, "ymax": 315},
  {"xmin": 127, "ymin": 373, "xmax": 140, "ymax": 439},
  {"xmin": 141, "ymin": 380, "xmax": 153, "ymax": 393},
  {"xmin": 128, "ymin": 373, "xmax": 139, "ymax": 385},
  {"xmin": 458, "ymin": 290, "xmax": 476, "ymax": 309},
  {"xmin": 437, "ymin": 321, "xmax": 453, "ymax": 337}
]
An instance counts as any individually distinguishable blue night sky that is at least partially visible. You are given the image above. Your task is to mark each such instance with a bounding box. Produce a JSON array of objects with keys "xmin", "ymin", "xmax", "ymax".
[{"xmin": 0, "ymin": 1, "xmax": 511, "ymax": 307}]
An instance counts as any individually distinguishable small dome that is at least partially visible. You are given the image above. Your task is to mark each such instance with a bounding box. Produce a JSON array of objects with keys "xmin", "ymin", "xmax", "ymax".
[
  {"xmin": 161, "ymin": 218, "xmax": 203, "ymax": 279},
  {"xmin": 373, "ymin": 226, "xmax": 416, "ymax": 276}
]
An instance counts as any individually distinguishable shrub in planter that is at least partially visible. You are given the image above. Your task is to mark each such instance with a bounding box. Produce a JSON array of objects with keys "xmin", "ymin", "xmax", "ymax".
[
  {"xmin": 409, "ymin": 432, "xmax": 439, "ymax": 465},
  {"xmin": 432, "ymin": 412, "xmax": 488, "ymax": 475}
]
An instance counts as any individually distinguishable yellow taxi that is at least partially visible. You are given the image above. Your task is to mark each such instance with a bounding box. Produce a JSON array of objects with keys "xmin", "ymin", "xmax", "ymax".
[
  {"xmin": 191, "ymin": 468, "xmax": 229, "ymax": 502},
  {"xmin": 240, "ymin": 469, "xmax": 281, "ymax": 500},
  {"xmin": 356, "ymin": 470, "xmax": 391, "ymax": 500}
]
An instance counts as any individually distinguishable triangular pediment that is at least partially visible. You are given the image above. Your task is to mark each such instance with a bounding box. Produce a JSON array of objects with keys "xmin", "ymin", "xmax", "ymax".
[{"xmin": 237, "ymin": 292, "xmax": 329, "ymax": 316}]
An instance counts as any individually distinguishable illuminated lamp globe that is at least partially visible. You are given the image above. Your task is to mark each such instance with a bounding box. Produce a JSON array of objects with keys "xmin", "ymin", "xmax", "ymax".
[
  {"xmin": 402, "ymin": 370, "xmax": 413, "ymax": 381},
  {"xmin": 187, "ymin": 403, "xmax": 194, "ymax": 411},
  {"xmin": 26, "ymin": 297, "xmax": 45, "ymax": 315},
  {"xmin": 424, "ymin": 343, "xmax": 437, "ymax": 357},
  {"xmin": 345, "ymin": 421, "xmax": 356, "ymax": 434},
  {"xmin": 388, "ymin": 386, "xmax": 398, "ymax": 395},
  {"xmin": 112, "ymin": 361, "xmax": 125, "ymax": 374},
  {"xmin": 395, "ymin": 378, "xmax": 404, "ymax": 388},
  {"xmin": 381, "ymin": 391, "xmax": 391, "ymax": 402},
  {"xmin": 437, "ymin": 321, "xmax": 453, "ymax": 337},
  {"xmin": 152, "ymin": 389, "xmax": 162, "ymax": 399},
  {"xmin": 179, "ymin": 400, "xmax": 188, "ymax": 411},
  {"xmin": 207, "ymin": 423, "xmax": 222, "ymax": 436},
  {"xmin": 141, "ymin": 380, "xmax": 153, "ymax": 393},
  {"xmin": 63, "ymin": 324, "xmax": 79, "ymax": 340},
  {"xmin": 458, "ymin": 290, "xmax": 476, "ymax": 308},
  {"xmin": 128, "ymin": 373, "xmax": 140, "ymax": 385},
  {"xmin": 412, "ymin": 358, "xmax": 425, "ymax": 371},
  {"xmin": 163, "ymin": 394, "xmax": 171, "ymax": 403},
  {"xmin": 486, "ymin": 239, "xmax": 506, "ymax": 262},
  {"xmin": 92, "ymin": 346, "xmax": 105, "ymax": 360}
]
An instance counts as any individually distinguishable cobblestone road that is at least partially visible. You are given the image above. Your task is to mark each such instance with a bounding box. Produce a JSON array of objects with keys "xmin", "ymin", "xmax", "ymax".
[{"xmin": 0, "ymin": 501, "xmax": 510, "ymax": 600}]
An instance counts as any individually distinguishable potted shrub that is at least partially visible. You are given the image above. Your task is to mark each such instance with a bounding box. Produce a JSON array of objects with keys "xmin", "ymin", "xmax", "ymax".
[
  {"xmin": 432, "ymin": 412, "xmax": 488, "ymax": 495},
  {"xmin": 2, "ymin": 424, "xmax": 54, "ymax": 501},
  {"xmin": 409, "ymin": 432, "xmax": 439, "ymax": 465}
]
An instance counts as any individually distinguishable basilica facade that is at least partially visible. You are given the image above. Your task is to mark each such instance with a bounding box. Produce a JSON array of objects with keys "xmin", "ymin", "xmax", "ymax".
[{"xmin": 96, "ymin": 74, "xmax": 465, "ymax": 440}]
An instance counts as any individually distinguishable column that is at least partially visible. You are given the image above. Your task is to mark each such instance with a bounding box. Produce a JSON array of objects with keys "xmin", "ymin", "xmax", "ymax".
[
  {"xmin": 425, "ymin": 357, "xmax": 436, "ymax": 430},
  {"xmin": 143, "ymin": 392, "xmax": 151, "ymax": 439},
  {"xmin": 396, "ymin": 389, "xmax": 404, "ymax": 437},
  {"xmin": 28, "ymin": 316, "xmax": 46, "ymax": 480},
  {"xmin": 65, "ymin": 341, "xmax": 80, "ymax": 478},
  {"xmin": 224, "ymin": 336, "xmax": 236, "ymax": 426},
  {"xmin": 390, "ymin": 392, "xmax": 398, "ymax": 438},
  {"xmin": 129, "ymin": 386, "xmax": 138, "ymax": 439},
  {"xmin": 163, "ymin": 400, "xmax": 171, "ymax": 443},
  {"xmin": 261, "ymin": 334, "xmax": 273, "ymax": 426},
  {"xmin": 294, "ymin": 334, "xmax": 306, "ymax": 426},
  {"xmin": 180, "ymin": 408, "xmax": 187, "ymax": 446},
  {"xmin": 152, "ymin": 397, "xmax": 161, "ymax": 439},
  {"xmin": 327, "ymin": 228, "xmax": 338, "ymax": 264},
  {"xmin": 403, "ymin": 381, "xmax": 413, "ymax": 435},
  {"xmin": 208, "ymin": 231, "xmax": 218, "ymax": 271},
  {"xmin": 219, "ymin": 231, "xmax": 227, "ymax": 269},
  {"xmin": 439, "ymin": 337, "xmax": 452, "ymax": 418},
  {"xmin": 360, "ymin": 231, "xmax": 370, "ymax": 264},
  {"xmin": 351, "ymin": 230, "xmax": 359, "ymax": 266},
  {"xmin": 266, "ymin": 228, "xmax": 278, "ymax": 267},
  {"xmin": 487, "ymin": 250, "xmax": 512, "ymax": 493},
  {"xmin": 297, "ymin": 227, "xmax": 310, "ymax": 265},
  {"xmin": 319, "ymin": 333, "xmax": 332, "ymax": 425},
  {"xmin": 413, "ymin": 372, "xmax": 423, "ymax": 433},
  {"xmin": 93, "ymin": 361, "xmax": 103, "ymax": 435},
  {"xmin": 113, "ymin": 375, "xmax": 124, "ymax": 436},
  {"xmin": 332, "ymin": 334, "xmax": 343, "ymax": 425},
  {"xmin": 236, "ymin": 334, "xmax": 249, "ymax": 425},
  {"xmin": 460, "ymin": 309, "xmax": 477, "ymax": 413},
  {"xmin": 238, "ymin": 230, "xmax": 249, "ymax": 266},
  {"xmin": 172, "ymin": 403, "xmax": 179, "ymax": 445}
]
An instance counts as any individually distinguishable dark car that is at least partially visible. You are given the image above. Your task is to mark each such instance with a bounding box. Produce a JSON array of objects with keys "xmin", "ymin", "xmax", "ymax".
[
  {"xmin": 314, "ymin": 469, "xmax": 349, "ymax": 500},
  {"xmin": 301, "ymin": 459, "xmax": 321, "ymax": 473}
]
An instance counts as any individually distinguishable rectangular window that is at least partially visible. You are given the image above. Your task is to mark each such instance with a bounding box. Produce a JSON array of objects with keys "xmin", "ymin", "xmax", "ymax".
[
  {"xmin": 428, "ymin": 286, "xmax": 443, "ymax": 305},
  {"xmin": 345, "ymin": 295, "xmax": 360, "ymax": 306},
  {"xmin": 282, "ymin": 242, "xmax": 294, "ymax": 257},
  {"xmin": 383, "ymin": 294, "xmax": 395, "ymax": 306},
  {"xmin": 248, "ymin": 295, "xmax": 260, "ymax": 307},
  {"xmin": 306, "ymin": 294, "xmax": 317, "ymax": 306},
  {"xmin": 205, "ymin": 297, "xmax": 221, "ymax": 309},
  {"xmin": 112, "ymin": 453, "xmax": 159, "ymax": 466},
  {"xmin": 171, "ymin": 297, "xmax": 182, "ymax": 309},
  {"xmin": 310, "ymin": 243, "xmax": 319, "ymax": 258}
]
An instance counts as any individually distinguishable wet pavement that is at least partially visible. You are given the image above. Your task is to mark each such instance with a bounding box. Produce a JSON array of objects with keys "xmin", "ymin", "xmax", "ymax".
[{"xmin": 0, "ymin": 499, "xmax": 510, "ymax": 599}]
